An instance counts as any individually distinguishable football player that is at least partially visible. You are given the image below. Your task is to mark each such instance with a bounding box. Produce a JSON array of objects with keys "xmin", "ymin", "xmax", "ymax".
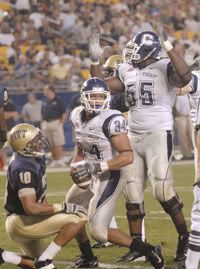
[
  {"xmin": 0, "ymin": 8, "xmax": 38, "ymax": 269},
  {"xmin": 91, "ymin": 54, "xmax": 125, "ymax": 249},
  {"xmin": 0, "ymin": 86, "xmax": 38, "ymax": 269},
  {"xmin": 5, "ymin": 123, "xmax": 87, "ymax": 269},
  {"xmin": 67, "ymin": 77, "xmax": 165, "ymax": 269},
  {"xmin": 89, "ymin": 22, "xmax": 191, "ymax": 262},
  {"xmin": 177, "ymin": 67, "xmax": 200, "ymax": 269}
]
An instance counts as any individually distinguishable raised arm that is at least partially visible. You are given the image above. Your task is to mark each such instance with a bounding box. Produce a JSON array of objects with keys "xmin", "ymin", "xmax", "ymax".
[
  {"xmin": 153, "ymin": 22, "xmax": 192, "ymax": 87},
  {"xmin": 89, "ymin": 33, "xmax": 125, "ymax": 94}
]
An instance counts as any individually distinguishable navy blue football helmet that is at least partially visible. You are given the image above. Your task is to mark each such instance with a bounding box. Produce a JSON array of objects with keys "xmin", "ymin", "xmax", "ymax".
[
  {"xmin": 0, "ymin": 85, "xmax": 8, "ymax": 107},
  {"xmin": 123, "ymin": 31, "xmax": 161, "ymax": 64},
  {"xmin": 80, "ymin": 77, "xmax": 110, "ymax": 112}
]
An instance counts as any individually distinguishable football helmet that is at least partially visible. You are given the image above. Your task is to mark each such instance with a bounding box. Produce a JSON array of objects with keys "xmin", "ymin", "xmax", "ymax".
[
  {"xmin": 0, "ymin": 85, "xmax": 8, "ymax": 107},
  {"xmin": 80, "ymin": 77, "xmax": 110, "ymax": 112},
  {"xmin": 102, "ymin": 55, "xmax": 123, "ymax": 78},
  {"xmin": 123, "ymin": 31, "xmax": 161, "ymax": 65},
  {"xmin": 8, "ymin": 123, "xmax": 49, "ymax": 157}
]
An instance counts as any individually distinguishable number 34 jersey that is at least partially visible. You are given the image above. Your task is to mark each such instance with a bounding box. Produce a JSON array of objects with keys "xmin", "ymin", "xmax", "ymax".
[
  {"xmin": 117, "ymin": 58, "xmax": 176, "ymax": 132},
  {"xmin": 70, "ymin": 106, "xmax": 127, "ymax": 162}
]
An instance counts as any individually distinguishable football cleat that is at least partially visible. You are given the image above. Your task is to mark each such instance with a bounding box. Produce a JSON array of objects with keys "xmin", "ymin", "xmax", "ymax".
[
  {"xmin": 116, "ymin": 250, "xmax": 145, "ymax": 262},
  {"xmin": 71, "ymin": 256, "xmax": 98, "ymax": 268},
  {"xmin": 34, "ymin": 259, "xmax": 56, "ymax": 269},
  {"xmin": 146, "ymin": 246, "xmax": 165, "ymax": 269},
  {"xmin": 174, "ymin": 233, "xmax": 189, "ymax": 261},
  {"xmin": 0, "ymin": 248, "xmax": 4, "ymax": 264},
  {"xmin": 92, "ymin": 241, "xmax": 113, "ymax": 249}
]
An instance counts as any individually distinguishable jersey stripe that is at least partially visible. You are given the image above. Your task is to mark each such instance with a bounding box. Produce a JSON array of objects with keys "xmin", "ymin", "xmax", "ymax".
[
  {"xmin": 96, "ymin": 170, "xmax": 120, "ymax": 209},
  {"xmin": 190, "ymin": 74, "xmax": 198, "ymax": 94},
  {"xmin": 102, "ymin": 113, "xmax": 121, "ymax": 138}
]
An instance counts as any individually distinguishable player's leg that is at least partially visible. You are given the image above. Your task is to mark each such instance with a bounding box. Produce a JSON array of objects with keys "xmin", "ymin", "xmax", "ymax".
[
  {"xmin": 35, "ymin": 221, "xmax": 86, "ymax": 269},
  {"xmin": 5, "ymin": 212, "xmax": 86, "ymax": 260},
  {"xmin": 117, "ymin": 132, "xmax": 146, "ymax": 262},
  {"xmin": 186, "ymin": 129, "xmax": 200, "ymax": 269},
  {"xmin": 88, "ymin": 171, "xmax": 164, "ymax": 268},
  {"xmin": 147, "ymin": 130, "xmax": 188, "ymax": 261},
  {"xmin": 92, "ymin": 215, "xmax": 116, "ymax": 248},
  {"xmin": 65, "ymin": 184, "xmax": 98, "ymax": 268}
]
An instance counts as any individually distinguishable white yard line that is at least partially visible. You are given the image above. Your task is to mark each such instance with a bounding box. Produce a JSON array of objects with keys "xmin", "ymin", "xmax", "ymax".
[
  {"xmin": 57, "ymin": 260, "xmax": 151, "ymax": 269},
  {"xmin": 0, "ymin": 159, "xmax": 194, "ymax": 176}
]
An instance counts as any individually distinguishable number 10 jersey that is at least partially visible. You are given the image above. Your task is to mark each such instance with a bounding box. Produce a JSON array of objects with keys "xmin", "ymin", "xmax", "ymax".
[{"xmin": 117, "ymin": 58, "xmax": 176, "ymax": 132}]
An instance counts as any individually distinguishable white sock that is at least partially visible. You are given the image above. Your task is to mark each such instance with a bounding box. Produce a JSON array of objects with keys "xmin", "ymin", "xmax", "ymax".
[
  {"xmin": 186, "ymin": 249, "xmax": 200, "ymax": 269},
  {"xmin": 38, "ymin": 242, "xmax": 61, "ymax": 261},
  {"xmin": 2, "ymin": 251, "xmax": 21, "ymax": 265},
  {"xmin": 141, "ymin": 219, "xmax": 145, "ymax": 242},
  {"xmin": 109, "ymin": 216, "xmax": 117, "ymax": 229}
]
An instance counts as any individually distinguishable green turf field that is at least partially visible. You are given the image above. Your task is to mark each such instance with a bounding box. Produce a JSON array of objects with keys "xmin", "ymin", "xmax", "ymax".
[{"xmin": 0, "ymin": 163, "xmax": 196, "ymax": 268}]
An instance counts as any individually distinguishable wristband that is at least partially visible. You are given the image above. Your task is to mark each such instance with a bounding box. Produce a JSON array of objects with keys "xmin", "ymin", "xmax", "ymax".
[
  {"xmin": 100, "ymin": 161, "xmax": 109, "ymax": 172},
  {"xmin": 53, "ymin": 203, "xmax": 63, "ymax": 213},
  {"xmin": 162, "ymin": 40, "xmax": 173, "ymax": 52}
]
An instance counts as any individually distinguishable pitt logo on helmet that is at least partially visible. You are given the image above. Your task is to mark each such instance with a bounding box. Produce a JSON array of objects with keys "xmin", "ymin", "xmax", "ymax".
[{"xmin": 10, "ymin": 129, "xmax": 27, "ymax": 142}]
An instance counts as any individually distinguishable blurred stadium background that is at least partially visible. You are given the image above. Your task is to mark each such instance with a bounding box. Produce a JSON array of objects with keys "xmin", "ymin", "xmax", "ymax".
[{"xmin": 0, "ymin": 0, "xmax": 199, "ymax": 153}]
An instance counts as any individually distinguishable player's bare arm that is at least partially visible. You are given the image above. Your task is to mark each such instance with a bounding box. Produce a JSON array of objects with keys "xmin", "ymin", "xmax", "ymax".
[
  {"xmin": 89, "ymin": 32, "xmax": 125, "ymax": 94},
  {"xmin": 20, "ymin": 192, "xmax": 57, "ymax": 215},
  {"xmin": 152, "ymin": 22, "xmax": 192, "ymax": 87},
  {"xmin": 108, "ymin": 133, "xmax": 133, "ymax": 170}
]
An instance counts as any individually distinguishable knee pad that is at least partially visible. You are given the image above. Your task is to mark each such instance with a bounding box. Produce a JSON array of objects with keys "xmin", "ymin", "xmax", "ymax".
[
  {"xmin": 153, "ymin": 180, "xmax": 175, "ymax": 202},
  {"xmin": 160, "ymin": 195, "xmax": 183, "ymax": 216},
  {"xmin": 89, "ymin": 224, "xmax": 108, "ymax": 243},
  {"xmin": 126, "ymin": 202, "xmax": 145, "ymax": 222}
]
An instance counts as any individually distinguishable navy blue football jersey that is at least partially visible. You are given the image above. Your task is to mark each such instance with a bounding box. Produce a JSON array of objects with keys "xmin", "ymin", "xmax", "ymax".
[{"xmin": 5, "ymin": 153, "xmax": 47, "ymax": 215}]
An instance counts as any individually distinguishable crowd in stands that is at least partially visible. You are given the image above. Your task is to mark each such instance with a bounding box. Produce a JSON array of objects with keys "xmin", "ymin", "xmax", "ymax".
[{"xmin": 0, "ymin": 0, "xmax": 199, "ymax": 92}]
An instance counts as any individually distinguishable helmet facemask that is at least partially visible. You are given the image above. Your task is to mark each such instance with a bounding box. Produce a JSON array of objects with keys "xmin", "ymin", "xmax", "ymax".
[
  {"xmin": 22, "ymin": 129, "xmax": 49, "ymax": 158},
  {"xmin": 123, "ymin": 41, "xmax": 141, "ymax": 63},
  {"xmin": 101, "ymin": 67, "xmax": 115, "ymax": 78},
  {"xmin": 81, "ymin": 90, "xmax": 110, "ymax": 113}
]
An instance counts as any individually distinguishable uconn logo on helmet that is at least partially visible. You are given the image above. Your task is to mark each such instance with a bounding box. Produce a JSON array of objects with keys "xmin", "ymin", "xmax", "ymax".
[
  {"xmin": 123, "ymin": 31, "xmax": 161, "ymax": 64},
  {"xmin": 141, "ymin": 34, "xmax": 155, "ymax": 46}
]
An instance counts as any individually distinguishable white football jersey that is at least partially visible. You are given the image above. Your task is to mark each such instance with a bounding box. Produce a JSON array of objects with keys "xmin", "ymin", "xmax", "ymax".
[
  {"xmin": 117, "ymin": 58, "xmax": 176, "ymax": 132},
  {"xmin": 70, "ymin": 106, "xmax": 127, "ymax": 162},
  {"xmin": 189, "ymin": 71, "xmax": 200, "ymax": 126}
]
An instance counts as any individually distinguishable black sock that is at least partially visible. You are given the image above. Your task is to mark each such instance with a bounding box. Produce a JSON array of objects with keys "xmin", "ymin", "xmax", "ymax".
[
  {"xmin": 130, "ymin": 238, "xmax": 152, "ymax": 256},
  {"xmin": 79, "ymin": 240, "xmax": 95, "ymax": 260},
  {"xmin": 176, "ymin": 223, "xmax": 188, "ymax": 236}
]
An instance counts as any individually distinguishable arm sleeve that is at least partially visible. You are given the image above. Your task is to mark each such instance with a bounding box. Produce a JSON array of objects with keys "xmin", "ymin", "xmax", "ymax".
[
  {"xmin": 102, "ymin": 114, "xmax": 128, "ymax": 138},
  {"xmin": 189, "ymin": 74, "xmax": 198, "ymax": 94}
]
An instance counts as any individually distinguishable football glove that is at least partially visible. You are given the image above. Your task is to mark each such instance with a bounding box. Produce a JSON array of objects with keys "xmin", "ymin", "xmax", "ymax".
[
  {"xmin": 0, "ymin": 129, "xmax": 7, "ymax": 148},
  {"xmin": 62, "ymin": 202, "xmax": 87, "ymax": 217},
  {"xmin": 89, "ymin": 32, "xmax": 103, "ymax": 63},
  {"xmin": 72, "ymin": 161, "xmax": 108, "ymax": 176},
  {"xmin": 70, "ymin": 160, "xmax": 91, "ymax": 183},
  {"xmin": 152, "ymin": 21, "xmax": 173, "ymax": 52},
  {"xmin": 70, "ymin": 160, "xmax": 92, "ymax": 189}
]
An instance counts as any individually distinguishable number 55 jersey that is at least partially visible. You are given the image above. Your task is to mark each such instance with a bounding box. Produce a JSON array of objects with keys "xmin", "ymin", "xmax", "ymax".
[
  {"xmin": 117, "ymin": 58, "xmax": 176, "ymax": 132},
  {"xmin": 70, "ymin": 106, "xmax": 127, "ymax": 162}
]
